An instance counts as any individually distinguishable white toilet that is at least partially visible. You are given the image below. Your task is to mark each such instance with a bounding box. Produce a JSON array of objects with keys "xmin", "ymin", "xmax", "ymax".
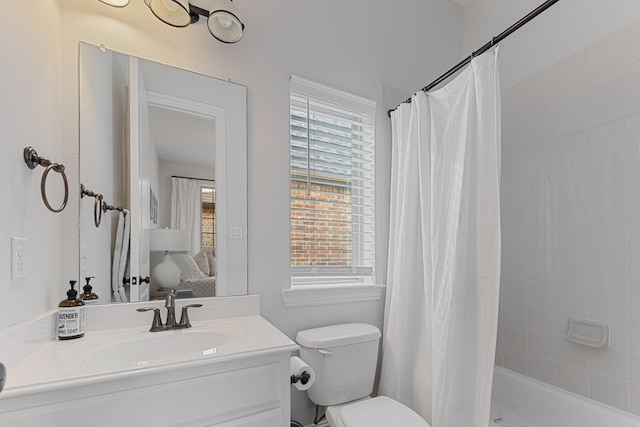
[{"xmin": 296, "ymin": 323, "xmax": 429, "ymax": 427}]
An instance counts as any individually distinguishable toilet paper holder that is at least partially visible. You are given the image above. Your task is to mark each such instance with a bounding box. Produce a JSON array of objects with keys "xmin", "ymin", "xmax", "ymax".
[{"xmin": 291, "ymin": 371, "xmax": 311, "ymax": 386}]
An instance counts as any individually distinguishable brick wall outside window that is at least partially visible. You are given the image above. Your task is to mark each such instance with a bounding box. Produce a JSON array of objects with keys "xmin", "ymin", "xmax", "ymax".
[
  {"xmin": 201, "ymin": 202, "xmax": 215, "ymax": 248},
  {"xmin": 290, "ymin": 180, "xmax": 353, "ymax": 267}
]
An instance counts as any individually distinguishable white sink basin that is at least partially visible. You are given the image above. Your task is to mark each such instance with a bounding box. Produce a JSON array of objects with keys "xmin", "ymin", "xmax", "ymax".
[
  {"xmin": 61, "ymin": 323, "xmax": 247, "ymax": 367},
  {"xmin": 89, "ymin": 329, "xmax": 233, "ymax": 364}
]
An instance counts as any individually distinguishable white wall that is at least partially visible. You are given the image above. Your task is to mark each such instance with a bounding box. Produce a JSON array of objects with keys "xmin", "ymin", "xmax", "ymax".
[
  {"xmin": 0, "ymin": 1, "xmax": 62, "ymax": 329},
  {"xmin": 462, "ymin": 0, "xmax": 640, "ymax": 89},
  {"xmin": 0, "ymin": 0, "xmax": 463, "ymax": 424},
  {"xmin": 461, "ymin": 0, "xmax": 640, "ymax": 417},
  {"xmin": 498, "ymin": 22, "xmax": 640, "ymax": 415},
  {"xmin": 57, "ymin": 2, "xmax": 463, "ymax": 326}
]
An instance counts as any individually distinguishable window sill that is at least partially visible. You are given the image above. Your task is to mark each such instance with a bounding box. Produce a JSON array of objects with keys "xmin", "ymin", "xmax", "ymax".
[{"xmin": 282, "ymin": 284, "xmax": 385, "ymax": 308}]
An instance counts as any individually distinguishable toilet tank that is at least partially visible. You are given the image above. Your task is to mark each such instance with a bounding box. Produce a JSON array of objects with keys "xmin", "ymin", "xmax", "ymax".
[{"xmin": 296, "ymin": 323, "xmax": 381, "ymax": 407}]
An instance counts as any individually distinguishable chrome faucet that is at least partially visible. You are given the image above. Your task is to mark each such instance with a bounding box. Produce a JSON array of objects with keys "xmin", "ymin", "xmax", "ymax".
[
  {"xmin": 137, "ymin": 289, "xmax": 203, "ymax": 332},
  {"xmin": 165, "ymin": 289, "xmax": 178, "ymax": 327}
]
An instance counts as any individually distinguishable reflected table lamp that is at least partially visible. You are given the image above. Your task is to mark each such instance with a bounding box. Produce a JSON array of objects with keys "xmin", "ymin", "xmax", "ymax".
[{"xmin": 149, "ymin": 228, "xmax": 189, "ymax": 289}]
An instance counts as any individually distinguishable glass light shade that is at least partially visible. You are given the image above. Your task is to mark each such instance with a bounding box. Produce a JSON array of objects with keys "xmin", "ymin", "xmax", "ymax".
[
  {"xmin": 145, "ymin": 0, "xmax": 191, "ymax": 28},
  {"xmin": 99, "ymin": 0, "xmax": 130, "ymax": 6},
  {"xmin": 149, "ymin": 229, "xmax": 190, "ymax": 252},
  {"xmin": 207, "ymin": 0, "xmax": 244, "ymax": 43}
]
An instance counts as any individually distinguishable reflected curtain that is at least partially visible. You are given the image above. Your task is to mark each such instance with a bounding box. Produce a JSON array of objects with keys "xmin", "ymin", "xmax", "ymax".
[
  {"xmin": 171, "ymin": 177, "xmax": 201, "ymax": 253},
  {"xmin": 379, "ymin": 48, "xmax": 501, "ymax": 427},
  {"xmin": 111, "ymin": 210, "xmax": 130, "ymax": 303}
]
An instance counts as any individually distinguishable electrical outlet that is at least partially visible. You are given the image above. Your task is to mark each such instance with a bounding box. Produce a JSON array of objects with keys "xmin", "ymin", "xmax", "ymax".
[{"xmin": 11, "ymin": 237, "xmax": 27, "ymax": 280}]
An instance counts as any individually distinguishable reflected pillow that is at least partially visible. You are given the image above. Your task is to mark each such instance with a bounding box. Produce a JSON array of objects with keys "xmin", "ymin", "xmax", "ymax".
[
  {"xmin": 205, "ymin": 250, "xmax": 216, "ymax": 277},
  {"xmin": 170, "ymin": 252, "xmax": 207, "ymax": 281},
  {"xmin": 192, "ymin": 250, "xmax": 210, "ymax": 276}
]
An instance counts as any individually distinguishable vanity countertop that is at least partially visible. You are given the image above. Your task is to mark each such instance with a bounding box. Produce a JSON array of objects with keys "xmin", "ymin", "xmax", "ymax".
[{"xmin": 1, "ymin": 297, "xmax": 297, "ymax": 399}]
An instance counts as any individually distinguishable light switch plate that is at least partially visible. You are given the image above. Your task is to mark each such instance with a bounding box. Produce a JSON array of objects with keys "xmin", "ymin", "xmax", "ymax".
[
  {"xmin": 80, "ymin": 244, "xmax": 88, "ymax": 271},
  {"xmin": 11, "ymin": 236, "xmax": 27, "ymax": 280},
  {"xmin": 230, "ymin": 227, "xmax": 243, "ymax": 239}
]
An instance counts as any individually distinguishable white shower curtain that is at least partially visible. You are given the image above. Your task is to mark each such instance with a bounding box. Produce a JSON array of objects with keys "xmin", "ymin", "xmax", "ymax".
[
  {"xmin": 171, "ymin": 177, "xmax": 201, "ymax": 253},
  {"xmin": 380, "ymin": 48, "xmax": 501, "ymax": 427}
]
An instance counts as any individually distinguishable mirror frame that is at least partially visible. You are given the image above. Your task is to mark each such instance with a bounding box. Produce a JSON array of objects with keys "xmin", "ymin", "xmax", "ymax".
[{"xmin": 78, "ymin": 42, "xmax": 248, "ymax": 301}]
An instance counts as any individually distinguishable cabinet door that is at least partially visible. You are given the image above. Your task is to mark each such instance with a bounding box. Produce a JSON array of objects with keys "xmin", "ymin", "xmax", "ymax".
[{"xmin": 0, "ymin": 354, "xmax": 290, "ymax": 427}]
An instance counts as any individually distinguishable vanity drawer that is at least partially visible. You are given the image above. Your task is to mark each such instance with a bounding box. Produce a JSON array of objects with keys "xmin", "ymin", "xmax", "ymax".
[
  {"xmin": 0, "ymin": 355, "xmax": 288, "ymax": 427},
  {"xmin": 163, "ymin": 361, "xmax": 284, "ymax": 425}
]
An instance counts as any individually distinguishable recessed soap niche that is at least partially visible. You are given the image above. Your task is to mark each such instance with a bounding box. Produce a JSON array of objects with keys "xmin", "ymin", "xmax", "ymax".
[{"xmin": 566, "ymin": 318, "xmax": 609, "ymax": 348}]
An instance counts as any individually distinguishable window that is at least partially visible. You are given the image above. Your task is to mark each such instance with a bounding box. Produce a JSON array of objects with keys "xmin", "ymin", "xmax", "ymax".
[
  {"xmin": 290, "ymin": 76, "xmax": 376, "ymax": 285},
  {"xmin": 200, "ymin": 186, "xmax": 216, "ymax": 250}
]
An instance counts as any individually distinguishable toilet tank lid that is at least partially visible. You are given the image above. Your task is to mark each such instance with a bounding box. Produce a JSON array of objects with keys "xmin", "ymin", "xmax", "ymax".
[{"xmin": 296, "ymin": 323, "xmax": 381, "ymax": 348}]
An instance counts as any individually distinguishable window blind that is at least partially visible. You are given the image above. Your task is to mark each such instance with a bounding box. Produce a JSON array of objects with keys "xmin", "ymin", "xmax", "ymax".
[{"xmin": 290, "ymin": 76, "xmax": 376, "ymax": 284}]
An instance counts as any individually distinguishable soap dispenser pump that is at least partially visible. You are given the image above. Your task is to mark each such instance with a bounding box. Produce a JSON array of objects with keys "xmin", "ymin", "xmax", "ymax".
[
  {"xmin": 57, "ymin": 280, "xmax": 85, "ymax": 340},
  {"xmin": 80, "ymin": 276, "xmax": 99, "ymax": 305}
]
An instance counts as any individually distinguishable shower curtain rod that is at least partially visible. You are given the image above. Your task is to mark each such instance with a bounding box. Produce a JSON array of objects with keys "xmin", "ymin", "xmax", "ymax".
[
  {"xmin": 387, "ymin": 0, "xmax": 561, "ymax": 117},
  {"xmin": 171, "ymin": 175, "xmax": 215, "ymax": 182}
]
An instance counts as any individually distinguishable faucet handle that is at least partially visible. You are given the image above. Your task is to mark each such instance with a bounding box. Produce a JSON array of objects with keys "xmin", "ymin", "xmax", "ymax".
[
  {"xmin": 178, "ymin": 304, "xmax": 203, "ymax": 328},
  {"xmin": 137, "ymin": 307, "xmax": 163, "ymax": 332}
]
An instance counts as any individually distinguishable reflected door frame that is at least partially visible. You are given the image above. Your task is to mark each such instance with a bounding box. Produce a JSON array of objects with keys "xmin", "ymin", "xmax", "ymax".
[{"xmin": 146, "ymin": 91, "xmax": 228, "ymax": 295}]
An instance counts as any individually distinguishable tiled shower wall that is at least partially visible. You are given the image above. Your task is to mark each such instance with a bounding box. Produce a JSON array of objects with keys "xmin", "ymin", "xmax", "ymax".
[{"xmin": 496, "ymin": 19, "xmax": 640, "ymax": 415}]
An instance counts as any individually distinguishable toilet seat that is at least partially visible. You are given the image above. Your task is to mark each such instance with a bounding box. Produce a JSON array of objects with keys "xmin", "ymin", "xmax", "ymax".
[{"xmin": 329, "ymin": 396, "xmax": 430, "ymax": 427}]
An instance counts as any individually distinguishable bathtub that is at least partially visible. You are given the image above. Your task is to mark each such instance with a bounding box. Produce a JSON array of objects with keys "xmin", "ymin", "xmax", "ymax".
[{"xmin": 490, "ymin": 366, "xmax": 640, "ymax": 427}]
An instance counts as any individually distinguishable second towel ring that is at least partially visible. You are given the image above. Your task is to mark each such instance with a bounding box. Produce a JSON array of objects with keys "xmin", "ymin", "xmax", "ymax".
[
  {"xmin": 24, "ymin": 146, "xmax": 69, "ymax": 213},
  {"xmin": 81, "ymin": 184, "xmax": 104, "ymax": 227},
  {"xmin": 81, "ymin": 184, "xmax": 126, "ymax": 228}
]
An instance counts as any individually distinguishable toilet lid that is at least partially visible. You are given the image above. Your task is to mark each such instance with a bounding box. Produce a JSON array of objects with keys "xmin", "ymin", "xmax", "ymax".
[{"xmin": 340, "ymin": 396, "xmax": 429, "ymax": 427}]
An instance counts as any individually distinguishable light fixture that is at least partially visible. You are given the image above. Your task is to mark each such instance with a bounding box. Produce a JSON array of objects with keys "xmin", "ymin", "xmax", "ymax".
[
  {"xmin": 99, "ymin": 0, "xmax": 130, "ymax": 6},
  {"xmin": 149, "ymin": 229, "xmax": 190, "ymax": 289},
  {"xmin": 142, "ymin": 0, "xmax": 245, "ymax": 43},
  {"xmin": 205, "ymin": 0, "xmax": 245, "ymax": 43},
  {"xmin": 144, "ymin": 0, "xmax": 191, "ymax": 27}
]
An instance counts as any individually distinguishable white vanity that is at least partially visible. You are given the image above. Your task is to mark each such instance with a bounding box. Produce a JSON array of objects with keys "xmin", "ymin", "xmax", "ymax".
[{"xmin": 0, "ymin": 295, "xmax": 297, "ymax": 426}]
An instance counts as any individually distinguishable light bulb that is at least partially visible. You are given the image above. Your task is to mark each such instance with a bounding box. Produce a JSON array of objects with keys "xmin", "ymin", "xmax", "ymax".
[
  {"xmin": 162, "ymin": 0, "xmax": 179, "ymax": 12},
  {"xmin": 217, "ymin": 15, "xmax": 233, "ymax": 28}
]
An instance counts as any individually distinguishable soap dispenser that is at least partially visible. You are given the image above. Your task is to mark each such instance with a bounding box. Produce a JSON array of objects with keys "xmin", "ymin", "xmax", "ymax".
[
  {"xmin": 80, "ymin": 276, "xmax": 99, "ymax": 305},
  {"xmin": 57, "ymin": 280, "xmax": 85, "ymax": 340}
]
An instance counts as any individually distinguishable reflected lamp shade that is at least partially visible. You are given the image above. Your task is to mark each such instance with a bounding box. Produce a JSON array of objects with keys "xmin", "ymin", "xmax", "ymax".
[
  {"xmin": 144, "ymin": 0, "xmax": 191, "ymax": 27},
  {"xmin": 150, "ymin": 229, "xmax": 189, "ymax": 289},
  {"xmin": 99, "ymin": 0, "xmax": 130, "ymax": 6},
  {"xmin": 207, "ymin": 0, "xmax": 245, "ymax": 43}
]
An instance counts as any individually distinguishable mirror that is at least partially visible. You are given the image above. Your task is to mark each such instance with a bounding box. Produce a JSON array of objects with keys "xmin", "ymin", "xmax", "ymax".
[{"xmin": 79, "ymin": 42, "xmax": 247, "ymax": 303}]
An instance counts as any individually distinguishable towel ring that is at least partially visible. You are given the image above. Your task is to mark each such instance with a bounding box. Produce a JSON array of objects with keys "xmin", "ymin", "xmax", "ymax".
[
  {"xmin": 81, "ymin": 184, "xmax": 126, "ymax": 228},
  {"xmin": 80, "ymin": 183, "xmax": 104, "ymax": 227},
  {"xmin": 94, "ymin": 195, "xmax": 104, "ymax": 227},
  {"xmin": 24, "ymin": 146, "xmax": 69, "ymax": 213}
]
